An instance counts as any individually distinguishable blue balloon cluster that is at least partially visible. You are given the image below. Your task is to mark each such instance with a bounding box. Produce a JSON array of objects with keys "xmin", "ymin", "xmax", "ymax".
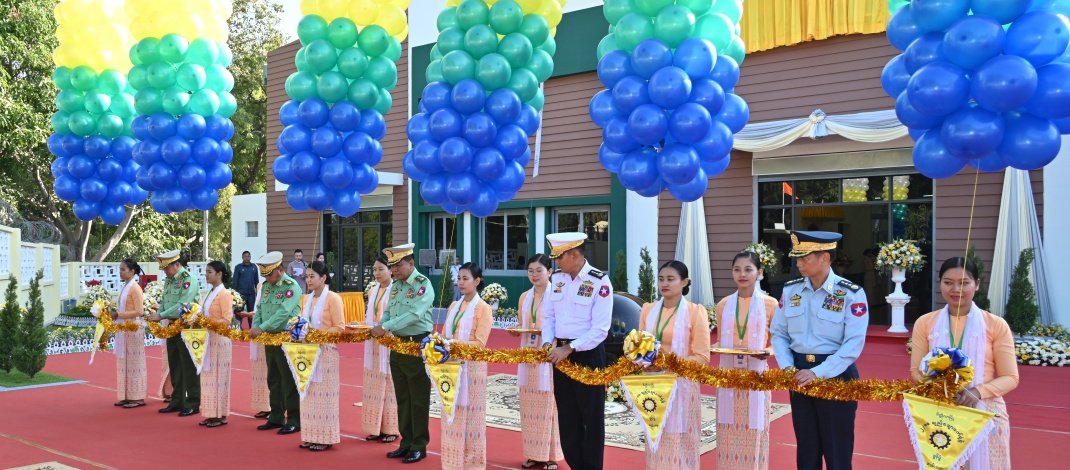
[
  {"xmin": 589, "ymin": 37, "xmax": 748, "ymax": 202},
  {"xmin": 403, "ymin": 81, "xmax": 538, "ymax": 217},
  {"xmin": 273, "ymin": 98, "xmax": 384, "ymax": 217},
  {"xmin": 49, "ymin": 133, "xmax": 148, "ymax": 225},
  {"xmin": 883, "ymin": 0, "xmax": 1070, "ymax": 177},
  {"xmin": 131, "ymin": 112, "xmax": 234, "ymax": 214}
]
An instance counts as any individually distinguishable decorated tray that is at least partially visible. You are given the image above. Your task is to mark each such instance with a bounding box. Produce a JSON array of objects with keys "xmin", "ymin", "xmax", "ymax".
[
  {"xmin": 710, "ymin": 347, "xmax": 767, "ymax": 356},
  {"xmin": 505, "ymin": 328, "xmax": 542, "ymax": 333},
  {"xmin": 345, "ymin": 323, "xmax": 372, "ymax": 329}
]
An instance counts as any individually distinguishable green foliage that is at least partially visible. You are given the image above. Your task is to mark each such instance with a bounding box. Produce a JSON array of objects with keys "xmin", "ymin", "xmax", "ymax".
[
  {"xmin": 0, "ymin": 369, "xmax": 74, "ymax": 388},
  {"xmin": 14, "ymin": 271, "xmax": 47, "ymax": 378},
  {"xmin": 1005, "ymin": 248, "xmax": 1039, "ymax": 336},
  {"xmin": 638, "ymin": 247, "xmax": 656, "ymax": 303},
  {"xmin": 439, "ymin": 252, "xmax": 456, "ymax": 309},
  {"xmin": 0, "ymin": 277, "xmax": 20, "ymax": 373},
  {"xmin": 64, "ymin": 304, "xmax": 92, "ymax": 317},
  {"xmin": 966, "ymin": 246, "xmax": 991, "ymax": 311},
  {"xmin": 611, "ymin": 249, "xmax": 628, "ymax": 294}
]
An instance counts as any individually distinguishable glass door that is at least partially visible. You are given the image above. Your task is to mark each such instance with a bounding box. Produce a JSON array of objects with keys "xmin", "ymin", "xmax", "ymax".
[
  {"xmin": 324, "ymin": 210, "xmax": 393, "ymax": 293},
  {"xmin": 340, "ymin": 227, "xmax": 363, "ymax": 292}
]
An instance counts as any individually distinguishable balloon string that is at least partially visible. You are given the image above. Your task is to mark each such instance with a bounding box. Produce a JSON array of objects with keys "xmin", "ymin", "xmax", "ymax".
[
  {"xmin": 958, "ymin": 166, "xmax": 981, "ymax": 313},
  {"xmin": 436, "ymin": 215, "xmax": 458, "ymax": 335}
]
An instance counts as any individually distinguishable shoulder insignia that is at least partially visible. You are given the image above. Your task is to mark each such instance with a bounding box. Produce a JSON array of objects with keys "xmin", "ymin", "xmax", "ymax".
[
  {"xmin": 415, "ymin": 275, "xmax": 427, "ymax": 283},
  {"xmin": 784, "ymin": 277, "xmax": 805, "ymax": 286},
  {"xmin": 283, "ymin": 278, "xmax": 294, "ymax": 285},
  {"xmin": 178, "ymin": 271, "xmax": 190, "ymax": 279},
  {"xmin": 552, "ymin": 268, "xmax": 562, "ymax": 275},
  {"xmin": 837, "ymin": 279, "xmax": 861, "ymax": 293},
  {"xmin": 588, "ymin": 269, "xmax": 605, "ymax": 279}
]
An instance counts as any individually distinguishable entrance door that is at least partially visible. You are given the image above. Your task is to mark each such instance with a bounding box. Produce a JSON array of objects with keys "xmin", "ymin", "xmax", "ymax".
[{"xmin": 323, "ymin": 210, "xmax": 393, "ymax": 293}]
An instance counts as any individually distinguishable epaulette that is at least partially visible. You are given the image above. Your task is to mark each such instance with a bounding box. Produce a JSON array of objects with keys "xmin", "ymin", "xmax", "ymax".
[
  {"xmin": 177, "ymin": 270, "xmax": 190, "ymax": 279},
  {"xmin": 415, "ymin": 275, "xmax": 427, "ymax": 283},
  {"xmin": 283, "ymin": 278, "xmax": 295, "ymax": 286},
  {"xmin": 837, "ymin": 279, "xmax": 861, "ymax": 293},
  {"xmin": 784, "ymin": 277, "xmax": 805, "ymax": 286},
  {"xmin": 552, "ymin": 268, "xmax": 562, "ymax": 275},
  {"xmin": 588, "ymin": 269, "xmax": 605, "ymax": 279}
]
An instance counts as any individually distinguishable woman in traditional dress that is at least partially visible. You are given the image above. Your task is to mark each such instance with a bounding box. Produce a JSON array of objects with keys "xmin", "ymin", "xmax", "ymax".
[
  {"xmin": 246, "ymin": 281, "xmax": 271, "ymax": 419},
  {"xmin": 299, "ymin": 261, "xmax": 345, "ymax": 451},
  {"xmin": 714, "ymin": 251, "xmax": 777, "ymax": 470},
  {"xmin": 112, "ymin": 259, "xmax": 147, "ymax": 408},
  {"xmin": 636, "ymin": 260, "xmax": 710, "ymax": 469},
  {"xmin": 360, "ymin": 255, "xmax": 399, "ymax": 443},
  {"xmin": 910, "ymin": 257, "xmax": 1018, "ymax": 469},
  {"xmin": 508, "ymin": 254, "xmax": 562, "ymax": 470},
  {"xmin": 440, "ymin": 262, "xmax": 493, "ymax": 470},
  {"xmin": 199, "ymin": 260, "xmax": 234, "ymax": 428}
]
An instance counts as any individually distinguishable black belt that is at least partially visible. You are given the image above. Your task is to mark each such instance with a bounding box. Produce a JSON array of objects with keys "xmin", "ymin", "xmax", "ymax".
[
  {"xmin": 398, "ymin": 333, "xmax": 430, "ymax": 342},
  {"xmin": 792, "ymin": 351, "xmax": 833, "ymax": 368}
]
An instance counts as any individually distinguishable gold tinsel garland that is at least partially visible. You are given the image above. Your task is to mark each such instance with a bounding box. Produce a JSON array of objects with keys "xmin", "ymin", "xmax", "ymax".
[{"xmin": 93, "ymin": 316, "xmax": 963, "ymax": 403}]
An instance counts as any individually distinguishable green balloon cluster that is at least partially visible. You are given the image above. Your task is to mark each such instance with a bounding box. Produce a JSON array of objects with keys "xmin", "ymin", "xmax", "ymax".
[
  {"xmin": 426, "ymin": 0, "xmax": 558, "ymax": 110},
  {"xmin": 286, "ymin": 15, "xmax": 402, "ymax": 115},
  {"xmin": 599, "ymin": 0, "xmax": 746, "ymax": 65},
  {"xmin": 127, "ymin": 34, "xmax": 236, "ymax": 118},
  {"xmin": 52, "ymin": 66, "xmax": 136, "ymax": 138}
]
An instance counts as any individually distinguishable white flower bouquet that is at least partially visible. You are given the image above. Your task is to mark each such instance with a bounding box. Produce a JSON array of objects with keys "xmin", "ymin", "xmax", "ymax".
[
  {"xmin": 227, "ymin": 288, "xmax": 246, "ymax": 310},
  {"xmin": 1015, "ymin": 337, "xmax": 1070, "ymax": 367},
  {"xmin": 143, "ymin": 280, "xmax": 164, "ymax": 314},
  {"xmin": 83, "ymin": 285, "xmax": 113, "ymax": 309},
  {"xmin": 743, "ymin": 242, "xmax": 779, "ymax": 273},
  {"xmin": 876, "ymin": 239, "xmax": 926, "ymax": 274},
  {"xmin": 481, "ymin": 283, "xmax": 508, "ymax": 304}
]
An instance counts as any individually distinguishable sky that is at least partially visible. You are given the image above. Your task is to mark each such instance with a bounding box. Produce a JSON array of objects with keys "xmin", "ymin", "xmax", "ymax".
[{"xmin": 275, "ymin": 0, "xmax": 303, "ymax": 41}]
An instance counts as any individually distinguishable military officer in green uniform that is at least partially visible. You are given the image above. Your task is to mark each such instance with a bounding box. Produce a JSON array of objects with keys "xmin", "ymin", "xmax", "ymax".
[
  {"xmin": 250, "ymin": 251, "xmax": 302, "ymax": 435},
  {"xmin": 370, "ymin": 243, "xmax": 434, "ymax": 464},
  {"xmin": 149, "ymin": 250, "xmax": 201, "ymax": 416}
]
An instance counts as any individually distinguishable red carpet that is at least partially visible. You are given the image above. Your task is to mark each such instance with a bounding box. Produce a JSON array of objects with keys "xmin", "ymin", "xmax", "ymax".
[{"xmin": 1, "ymin": 330, "xmax": 1067, "ymax": 469}]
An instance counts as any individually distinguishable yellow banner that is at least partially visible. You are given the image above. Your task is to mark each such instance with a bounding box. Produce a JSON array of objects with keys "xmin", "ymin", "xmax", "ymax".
[
  {"xmin": 620, "ymin": 373, "xmax": 678, "ymax": 451},
  {"xmin": 903, "ymin": 393, "xmax": 996, "ymax": 470},
  {"xmin": 427, "ymin": 361, "xmax": 462, "ymax": 424},
  {"xmin": 181, "ymin": 329, "xmax": 210, "ymax": 375},
  {"xmin": 88, "ymin": 322, "xmax": 106, "ymax": 365},
  {"xmin": 282, "ymin": 342, "xmax": 322, "ymax": 401}
]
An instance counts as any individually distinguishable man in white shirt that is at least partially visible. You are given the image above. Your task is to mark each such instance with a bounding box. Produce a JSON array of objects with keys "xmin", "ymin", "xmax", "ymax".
[{"xmin": 541, "ymin": 232, "xmax": 613, "ymax": 470}]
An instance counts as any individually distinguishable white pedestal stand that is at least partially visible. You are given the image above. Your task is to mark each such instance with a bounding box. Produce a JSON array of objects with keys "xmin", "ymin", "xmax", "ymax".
[{"xmin": 886, "ymin": 267, "xmax": 910, "ymax": 333}]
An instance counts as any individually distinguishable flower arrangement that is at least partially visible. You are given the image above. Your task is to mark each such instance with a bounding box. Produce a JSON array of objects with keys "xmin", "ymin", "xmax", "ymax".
[
  {"xmin": 833, "ymin": 251, "xmax": 852, "ymax": 268},
  {"xmin": 364, "ymin": 280, "xmax": 378, "ymax": 301},
  {"xmin": 606, "ymin": 379, "xmax": 627, "ymax": 403},
  {"xmin": 495, "ymin": 307, "xmax": 518, "ymax": 321},
  {"xmin": 1028, "ymin": 323, "xmax": 1070, "ymax": 342},
  {"xmin": 743, "ymin": 242, "xmax": 779, "ymax": 273},
  {"xmin": 48, "ymin": 326, "xmax": 96, "ymax": 343},
  {"xmin": 227, "ymin": 288, "xmax": 246, "ymax": 311},
  {"xmin": 706, "ymin": 304, "xmax": 717, "ymax": 333},
  {"xmin": 143, "ymin": 280, "xmax": 164, "ymax": 314},
  {"xmin": 1015, "ymin": 337, "xmax": 1070, "ymax": 367},
  {"xmin": 481, "ymin": 283, "xmax": 508, "ymax": 304},
  {"xmin": 876, "ymin": 239, "xmax": 926, "ymax": 274},
  {"xmin": 83, "ymin": 285, "xmax": 113, "ymax": 308}
]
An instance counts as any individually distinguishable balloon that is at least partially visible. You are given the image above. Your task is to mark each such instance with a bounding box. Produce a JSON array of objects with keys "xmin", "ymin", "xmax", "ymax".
[
  {"xmin": 291, "ymin": 151, "xmax": 322, "ymax": 183},
  {"xmin": 464, "ymin": 25, "xmax": 499, "ymax": 60},
  {"xmin": 329, "ymin": 101, "xmax": 362, "ymax": 132},
  {"xmin": 667, "ymin": 168, "xmax": 708, "ymax": 202},
  {"xmin": 286, "ymin": 183, "xmax": 310, "ymax": 211},
  {"xmin": 430, "ymin": 108, "xmax": 464, "ymax": 141},
  {"xmin": 603, "ymin": 117, "xmax": 641, "ymax": 153},
  {"xmin": 413, "ymin": 140, "xmax": 444, "ymax": 175},
  {"xmin": 438, "ymin": 27, "xmax": 466, "ymax": 56},
  {"xmin": 406, "ymin": 113, "xmax": 432, "ymax": 143},
  {"xmin": 441, "ymin": 50, "xmax": 477, "ymax": 85},
  {"xmin": 615, "ymin": 13, "xmax": 655, "ymax": 52},
  {"xmin": 673, "ymin": 38, "xmax": 716, "ymax": 80},
  {"xmin": 347, "ymin": 79, "xmax": 380, "ymax": 109},
  {"xmin": 971, "ymin": 55, "xmax": 1038, "ymax": 113},
  {"xmin": 485, "ymin": 89, "xmax": 523, "ymax": 124},
  {"xmin": 446, "ymin": 172, "xmax": 480, "ymax": 205},
  {"xmin": 940, "ymin": 107, "xmax": 1005, "ymax": 159},
  {"xmin": 280, "ymin": 124, "xmax": 312, "ymax": 154},
  {"xmin": 612, "ymin": 75, "xmax": 650, "ymax": 114},
  {"xmin": 508, "ymin": 68, "xmax": 540, "ymax": 104},
  {"xmin": 285, "ymin": 71, "xmax": 318, "ymax": 102},
  {"xmin": 998, "ymin": 112, "xmax": 1061, "ymax": 170},
  {"xmin": 273, "ymin": 154, "xmax": 296, "ymax": 184},
  {"xmin": 422, "ymin": 81, "xmax": 454, "ymax": 112},
  {"xmin": 54, "ymin": 175, "xmax": 80, "ymax": 201},
  {"xmin": 303, "ymin": 182, "xmax": 331, "ymax": 211},
  {"xmin": 96, "ymin": 158, "xmax": 123, "ymax": 183},
  {"xmin": 457, "ymin": 0, "xmax": 490, "ymax": 28},
  {"xmin": 298, "ymin": 98, "xmax": 330, "ymax": 129},
  {"xmin": 190, "ymin": 188, "xmax": 218, "ymax": 211},
  {"xmin": 328, "ymin": 17, "xmax": 359, "ymax": 49},
  {"xmin": 618, "ymin": 148, "xmax": 659, "ymax": 190},
  {"xmin": 700, "ymin": 151, "xmax": 731, "ymax": 177},
  {"xmin": 204, "ymin": 161, "xmax": 232, "ymax": 190},
  {"xmin": 881, "ymin": 55, "xmax": 911, "ymax": 98},
  {"xmin": 147, "ymin": 162, "xmax": 176, "ymax": 190},
  {"xmin": 942, "ymin": 16, "xmax": 1006, "ymax": 71},
  {"xmin": 70, "ymin": 66, "xmax": 99, "ymax": 91},
  {"xmin": 903, "ymin": 32, "xmax": 946, "ymax": 74},
  {"xmin": 597, "ymin": 34, "xmax": 619, "ymax": 60},
  {"xmin": 1005, "ymin": 11, "xmax": 1070, "ymax": 67},
  {"xmin": 654, "ymin": 5, "xmax": 696, "ymax": 48},
  {"xmin": 657, "ymin": 143, "xmax": 700, "ymax": 185},
  {"xmin": 494, "ymin": 124, "xmax": 529, "ymax": 159},
  {"xmin": 321, "ymin": 156, "xmax": 354, "ymax": 189},
  {"xmin": 421, "ymin": 173, "xmax": 450, "ymax": 205},
  {"xmin": 490, "ymin": 1, "xmax": 524, "ymax": 34},
  {"xmin": 358, "ymin": 25, "xmax": 391, "ymax": 57},
  {"xmin": 630, "ymin": 39, "xmax": 673, "ymax": 80},
  {"xmin": 331, "ymin": 190, "xmax": 361, "ymax": 217},
  {"xmin": 669, "ymin": 102, "xmax": 714, "ymax": 144},
  {"xmin": 469, "ymin": 186, "xmax": 499, "ymax": 218},
  {"xmin": 589, "ymin": 90, "xmax": 619, "ymax": 128},
  {"xmin": 440, "ymin": 137, "xmax": 475, "ymax": 173},
  {"xmin": 451, "ymin": 79, "xmax": 487, "ymax": 115},
  {"xmin": 597, "ymin": 50, "xmax": 634, "ymax": 89},
  {"xmin": 186, "ymin": 38, "xmax": 220, "ymax": 67},
  {"xmin": 913, "ymin": 130, "xmax": 967, "ymax": 179},
  {"xmin": 628, "ymin": 104, "xmax": 669, "ymax": 145},
  {"xmin": 709, "ymin": 54, "xmax": 740, "ymax": 91},
  {"xmin": 72, "ymin": 199, "xmax": 102, "ymax": 221},
  {"xmin": 715, "ymin": 93, "xmax": 750, "ymax": 133},
  {"xmin": 519, "ymin": 14, "xmax": 550, "ymax": 49},
  {"xmin": 178, "ymin": 162, "xmax": 207, "ymax": 191},
  {"xmin": 693, "ymin": 13, "xmax": 734, "ymax": 52},
  {"xmin": 907, "ymin": 62, "xmax": 970, "ymax": 116},
  {"xmin": 403, "ymin": 151, "xmax": 429, "ymax": 182},
  {"xmin": 689, "ymin": 78, "xmax": 726, "ymax": 116},
  {"xmin": 490, "ymin": 161, "xmax": 525, "ymax": 194},
  {"xmin": 476, "ymin": 53, "xmax": 512, "ymax": 90},
  {"xmin": 311, "ymin": 126, "xmax": 343, "ymax": 157},
  {"xmin": 911, "ymin": 0, "xmax": 970, "ymax": 32},
  {"xmin": 160, "ymin": 137, "xmax": 191, "ymax": 166},
  {"xmin": 693, "ymin": 121, "xmax": 733, "ymax": 162},
  {"xmin": 464, "ymin": 112, "xmax": 499, "ymax": 148},
  {"xmin": 598, "ymin": 144, "xmax": 626, "ymax": 173},
  {"xmin": 968, "ymin": 152, "xmax": 1009, "ymax": 172},
  {"xmin": 366, "ymin": 56, "xmax": 398, "ymax": 90},
  {"xmin": 648, "ymin": 66, "xmax": 692, "ymax": 109},
  {"xmin": 895, "ymin": 91, "xmax": 948, "ymax": 129},
  {"xmin": 498, "ymin": 33, "xmax": 533, "ymax": 69},
  {"xmin": 972, "ymin": 0, "xmax": 1033, "ymax": 24},
  {"xmin": 280, "ymin": 100, "xmax": 300, "ymax": 126},
  {"xmin": 67, "ymin": 155, "xmax": 95, "ymax": 180},
  {"xmin": 358, "ymin": 110, "xmax": 386, "ymax": 140},
  {"xmin": 1027, "ymin": 63, "xmax": 1070, "ymax": 119},
  {"xmin": 471, "ymin": 147, "xmax": 507, "ymax": 181}
]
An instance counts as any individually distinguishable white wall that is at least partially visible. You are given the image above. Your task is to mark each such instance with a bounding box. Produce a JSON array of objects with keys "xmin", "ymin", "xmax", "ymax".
[
  {"xmin": 1044, "ymin": 138, "xmax": 1070, "ymax": 327},
  {"xmin": 231, "ymin": 193, "xmax": 268, "ymax": 268},
  {"xmin": 625, "ymin": 191, "xmax": 659, "ymax": 295}
]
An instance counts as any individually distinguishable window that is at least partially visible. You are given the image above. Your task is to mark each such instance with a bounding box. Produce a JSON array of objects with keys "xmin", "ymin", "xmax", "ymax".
[
  {"xmin": 554, "ymin": 208, "xmax": 610, "ymax": 270},
  {"xmin": 245, "ymin": 221, "xmax": 259, "ymax": 238},
  {"xmin": 430, "ymin": 215, "xmax": 458, "ymax": 269},
  {"xmin": 482, "ymin": 212, "xmax": 529, "ymax": 272}
]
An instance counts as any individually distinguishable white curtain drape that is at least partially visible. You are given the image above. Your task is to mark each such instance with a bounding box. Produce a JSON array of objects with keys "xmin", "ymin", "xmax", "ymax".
[
  {"xmin": 733, "ymin": 109, "xmax": 908, "ymax": 153},
  {"xmin": 675, "ymin": 199, "xmax": 715, "ymax": 306},
  {"xmin": 989, "ymin": 170, "xmax": 1054, "ymax": 324}
]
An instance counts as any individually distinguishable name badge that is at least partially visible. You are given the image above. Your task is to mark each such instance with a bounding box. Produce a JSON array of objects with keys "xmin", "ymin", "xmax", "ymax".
[{"xmin": 735, "ymin": 355, "xmax": 747, "ymax": 368}]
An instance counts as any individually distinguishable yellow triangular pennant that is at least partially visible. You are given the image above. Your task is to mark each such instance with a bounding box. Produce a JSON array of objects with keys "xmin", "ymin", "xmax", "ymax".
[
  {"xmin": 902, "ymin": 393, "xmax": 996, "ymax": 470},
  {"xmin": 427, "ymin": 361, "xmax": 463, "ymax": 423},
  {"xmin": 181, "ymin": 329, "xmax": 210, "ymax": 374},
  {"xmin": 88, "ymin": 321, "xmax": 106, "ymax": 365},
  {"xmin": 620, "ymin": 373, "xmax": 678, "ymax": 452},
  {"xmin": 282, "ymin": 342, "xmax": 322, "ymax": 401}
]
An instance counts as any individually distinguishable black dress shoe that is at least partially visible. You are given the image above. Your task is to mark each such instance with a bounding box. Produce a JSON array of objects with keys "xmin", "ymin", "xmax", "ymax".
[
  {"xmin": 158, "ymin": 405, "xmax": 181, "ymax": 413},
  {"xmin": 386, "ymin": 448, "xmax": 409, "ymax": 459},
  {"xmin": 277, "ymin": 425, "xmax": 300, "ymax": 435},
  {"xmin": 402, "ymin": 450, "xmax": 426, "ymax": 464},
  {"xmin": 257, "ymin": 422, "xmax": 283, "ymax": 431},
  {"xmin": 177, "ymin": 408, "xmax": 198, "ymax": 417}
]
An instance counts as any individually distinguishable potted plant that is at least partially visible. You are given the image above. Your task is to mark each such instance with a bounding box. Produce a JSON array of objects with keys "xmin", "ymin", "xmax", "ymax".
[
  {"xmin": 876, "ymin": 239, "xmax": 926, "ymax": 333},
  {"xmin": 480, "ymin": 283, "xmax": 508, "ymax": 312}
]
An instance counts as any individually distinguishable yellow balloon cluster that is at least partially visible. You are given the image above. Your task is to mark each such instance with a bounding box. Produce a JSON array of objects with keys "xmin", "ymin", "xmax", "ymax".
[
  {"xmin": 53, "ymin": 0, "xmax": 135, "ymax": 72},
  {"xmin": 446, "ymin": 0, "xmax": 565, "ymax": 32},
  {"xmin": 124, "ymin": 0, "xmax": 233, "ymax": 42},
  {"xmin": 300, "ymin": 0, "xmax": 411, "ymax": 41}
]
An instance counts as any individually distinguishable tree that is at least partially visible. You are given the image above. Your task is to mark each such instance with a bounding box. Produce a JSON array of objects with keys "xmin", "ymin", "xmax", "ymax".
[
  {"xmin": 0, "ymin": 276, "xmax": 19, "ymax": 373},
  {"xmin": 14, "ymin": 270, "xmax": 46, "ymax": 378},
  {"xmin": 638, "ymin": 247, "xmax": 656, "ymax": 302},
  {"xmin": 966, "ymin": 246, "xmax": 991, "ymax": 311},
  {"xmin": 1004, "ymin": 248, "xmax": 1039, "ymax": 336},
  {"xmin": 439, "ymin": 252, "xmax": 455, "ymax": 308},
  {"xmin": 610, "ymin": 249, "xmax": 628, "ymax": 294}
]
